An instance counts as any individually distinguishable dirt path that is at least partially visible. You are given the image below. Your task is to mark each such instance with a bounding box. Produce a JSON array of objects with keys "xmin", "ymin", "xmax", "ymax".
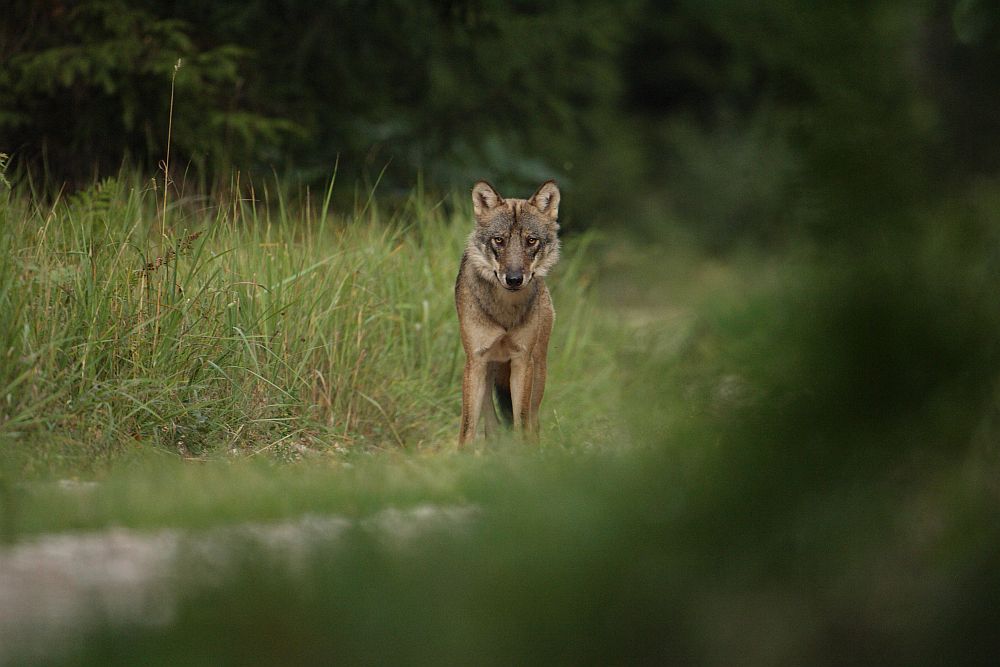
[{"xmin": 0, "ymin": 506, "xmax": 477, "ymax": 664}]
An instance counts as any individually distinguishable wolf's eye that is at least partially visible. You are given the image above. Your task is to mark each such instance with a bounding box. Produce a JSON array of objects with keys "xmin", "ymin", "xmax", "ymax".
[
  {"xmin": 492, "ymin": 236, "xmax": 505, "ymax": 246},
  {"xmin": 525, "ymin": 237, "xmax": 538, "ymax": 246}
]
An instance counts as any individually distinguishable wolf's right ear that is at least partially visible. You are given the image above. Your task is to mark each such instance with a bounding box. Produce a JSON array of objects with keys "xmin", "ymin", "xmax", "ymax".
[
  {"xmin": 472, "ymin": 181, "xmax": 504, "ymax": 218},
  {"xmin": 528, "ymin": 180, "xmax": 560, "ymax": 220}
]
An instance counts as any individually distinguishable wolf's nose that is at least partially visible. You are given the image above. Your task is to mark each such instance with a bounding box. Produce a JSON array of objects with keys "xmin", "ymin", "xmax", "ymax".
[{"xmin": 505, "ymin": 271, "xmax": 523, "ymax": 288}]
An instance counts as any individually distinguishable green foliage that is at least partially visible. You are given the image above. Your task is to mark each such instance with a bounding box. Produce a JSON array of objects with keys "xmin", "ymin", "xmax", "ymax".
[
  {"xmin": 0, "ymin": 0, "xmax": 298, "ymax": 179},
  {"xmin": 8, "ymin": 1, "xmax": 1000, "ymax": 246},
  {"xmin": 162, "ymin": 0, "xmax": 643, "ymax": 206},
  {"xmin": 2, "ymin": 0, "xmax": 645, "ymax": 213}
]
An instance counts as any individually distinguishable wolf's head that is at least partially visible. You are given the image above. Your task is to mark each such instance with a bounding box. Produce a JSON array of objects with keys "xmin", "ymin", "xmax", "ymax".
[{"xmin": 467, "ymin": 180, "xmax": 561, "ymax": 292}]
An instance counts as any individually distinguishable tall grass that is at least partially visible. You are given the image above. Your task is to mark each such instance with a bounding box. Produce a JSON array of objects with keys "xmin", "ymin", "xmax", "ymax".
[{"xmin": 0, "ymin": 174, "xmax": 614, "ymax": 474}]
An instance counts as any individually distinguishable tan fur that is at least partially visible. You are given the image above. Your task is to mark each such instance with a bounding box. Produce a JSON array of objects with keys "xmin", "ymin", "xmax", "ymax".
[{"xmin": 455, "ymin": 180, "xmax": 561, "ymax": 446}]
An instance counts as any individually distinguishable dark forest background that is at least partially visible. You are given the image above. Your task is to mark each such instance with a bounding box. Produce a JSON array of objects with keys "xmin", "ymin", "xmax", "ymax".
[{"xmin": 5, "ymin": 0, "xmax": 1000, "ymax": 247}]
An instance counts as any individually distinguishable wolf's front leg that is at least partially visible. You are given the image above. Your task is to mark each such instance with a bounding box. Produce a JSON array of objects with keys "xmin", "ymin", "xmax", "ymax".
[
  {"xmin": 459, "ymin": 358, "xmax": 489, "ymax": 446},
  {"xmin": 527, "ymin": 354, "xmax": 546, "ymax": 438},
  {"xmin": 480, "ymin": 362, "xmax": 500, "ymax": 437},
  {"xmin": 509, "ymin": 356, "xmax": 534, "ymax": 434}
]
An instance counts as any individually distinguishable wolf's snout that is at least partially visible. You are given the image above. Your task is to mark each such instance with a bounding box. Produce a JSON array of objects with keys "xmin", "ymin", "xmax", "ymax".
[{"xmin": 504, "ymin": 271, "xmax": 524, "ymax": 288}]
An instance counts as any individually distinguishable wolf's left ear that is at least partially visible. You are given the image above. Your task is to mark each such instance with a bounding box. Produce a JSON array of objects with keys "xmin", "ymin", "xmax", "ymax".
[{"xmin": 529, "ymin": 180, "xmax": 560, "ymax": 220}]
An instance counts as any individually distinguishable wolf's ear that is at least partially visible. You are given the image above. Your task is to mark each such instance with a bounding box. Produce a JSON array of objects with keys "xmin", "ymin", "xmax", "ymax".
[
  {"xmin": 472, "ymin": 181, "xmax": 504, "ymax": 217},
  {"xmin": 528, "ymin": 180, "xmax": 560, "ymax": 219}
]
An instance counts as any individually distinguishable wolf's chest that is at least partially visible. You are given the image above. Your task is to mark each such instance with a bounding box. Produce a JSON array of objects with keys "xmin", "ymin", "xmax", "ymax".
[
  {"xmin": 476, "ymin": 284, "xmax": 539, "ymax": 331},
  {"xmin": 478, "ymin": 333, "xmax": 525, "ymax": 362}
]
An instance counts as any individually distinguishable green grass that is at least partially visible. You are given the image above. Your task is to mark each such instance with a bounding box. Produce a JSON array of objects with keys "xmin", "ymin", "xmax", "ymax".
[
  {"xmin": 0, "ymin": 171, "xmax": 626, "ymax": 546},
  {"xmin": 0, "ymin": 173, "xmax": 615, "ymax": 479}
]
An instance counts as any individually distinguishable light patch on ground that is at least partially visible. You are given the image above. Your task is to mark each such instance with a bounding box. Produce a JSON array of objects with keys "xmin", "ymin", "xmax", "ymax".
[{"xmin": 0, "ymin": 505, "xmax": 478, "ymax": 665}]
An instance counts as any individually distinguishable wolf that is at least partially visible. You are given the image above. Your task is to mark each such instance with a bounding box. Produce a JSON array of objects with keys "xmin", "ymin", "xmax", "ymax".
[{"xmin": 455, "ymin": 179, "xmax": 561, "ymax": 446}]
